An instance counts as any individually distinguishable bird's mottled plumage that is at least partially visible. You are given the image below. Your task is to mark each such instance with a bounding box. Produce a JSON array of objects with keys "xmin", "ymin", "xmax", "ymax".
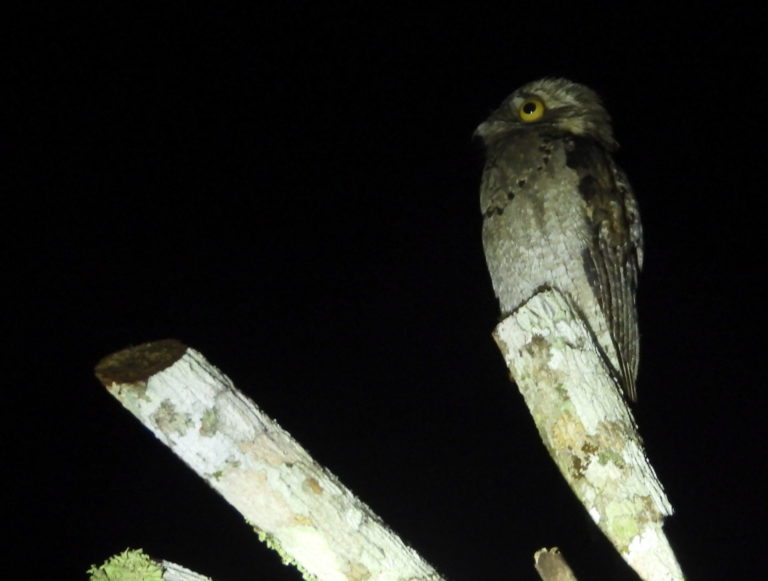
[{"xmin": 476, "ymin": 78, "xmax": 643, "ymax": 400}]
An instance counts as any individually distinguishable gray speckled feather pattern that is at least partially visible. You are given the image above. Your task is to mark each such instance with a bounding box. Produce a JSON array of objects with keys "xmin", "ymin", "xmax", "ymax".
[{"xmin": 476, "ymin": 78, "xmax": 643, "ymax": 401}]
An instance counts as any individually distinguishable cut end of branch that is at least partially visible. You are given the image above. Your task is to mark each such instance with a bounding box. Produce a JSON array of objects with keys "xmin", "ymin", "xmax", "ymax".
[
  {"xmin": 95, "ymin": 339, "xmax": 188, "ymax": 386},
  {"xmin": 534, "ymin": 547, "xmax": 578, "ymax": 581}
]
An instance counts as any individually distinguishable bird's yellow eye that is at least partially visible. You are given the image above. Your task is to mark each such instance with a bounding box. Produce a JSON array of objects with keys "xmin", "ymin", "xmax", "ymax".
[{"xmin": 518, "ymin": 98, "xmax": 545, "ymax": 122}]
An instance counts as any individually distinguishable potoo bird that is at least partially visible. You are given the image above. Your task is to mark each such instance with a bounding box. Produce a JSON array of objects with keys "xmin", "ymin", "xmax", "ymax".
[{"xmin": 476, "ymin": 78, "xmax": 643, "ymax": 401}]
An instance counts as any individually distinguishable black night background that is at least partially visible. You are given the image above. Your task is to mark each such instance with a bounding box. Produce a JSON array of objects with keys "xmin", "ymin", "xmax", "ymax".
[{"xmin": 7, "ymin": 3, "xmax": 766, "ymax": 579}]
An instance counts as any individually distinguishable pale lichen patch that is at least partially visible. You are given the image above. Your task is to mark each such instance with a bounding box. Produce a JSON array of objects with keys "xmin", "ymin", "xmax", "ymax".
[{"xmin": 151, "ymin": 399, "xmax": 192, "ymax": 436}]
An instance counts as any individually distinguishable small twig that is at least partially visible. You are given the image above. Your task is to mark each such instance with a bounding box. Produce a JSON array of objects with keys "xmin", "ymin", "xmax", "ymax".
[{"xmin": 534, "ymin": 547, "xmax": 578, "ymax": 581}]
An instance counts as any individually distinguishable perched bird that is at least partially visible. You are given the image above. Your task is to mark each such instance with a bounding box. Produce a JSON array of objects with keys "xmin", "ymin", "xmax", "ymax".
[{"xmin": 476, "ymin": 78, "xmax": 643, "ymax": 401}]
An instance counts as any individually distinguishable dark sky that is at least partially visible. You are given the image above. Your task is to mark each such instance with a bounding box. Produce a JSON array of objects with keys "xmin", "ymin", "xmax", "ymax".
[{"xmin": 8, "ymin": 3, "xmax": 766, "ymax": 580}]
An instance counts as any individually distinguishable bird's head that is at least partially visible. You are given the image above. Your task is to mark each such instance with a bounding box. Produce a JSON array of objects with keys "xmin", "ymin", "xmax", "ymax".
[{"xmin": 475, "ymin": 78, "xmax": 617, "ymax": 151}]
